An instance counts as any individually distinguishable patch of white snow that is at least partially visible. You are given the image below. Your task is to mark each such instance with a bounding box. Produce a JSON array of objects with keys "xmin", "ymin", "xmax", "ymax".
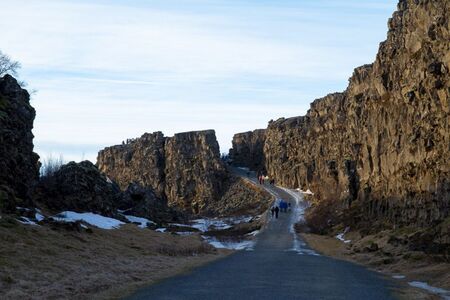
[
  {"xmin": 17, "ymin": 216, "xmax": 38, "ymax": 226},
  {"xmin": 123, "ymin": 215, "xmax": 155, "ymax": 228},
  {"xmin": 408, "ymin": 281, "xmax": 450, "ymax": 299},
  {"xmin": 35, "ymin": 212, "xmax": 45, "ymax": 222},
  {"xmin": 53, "ymin": 211, "xmax": 124, "ymax": 229},
  {"xmin": 202, "ymin": 236, "xmax": 255, "ymax": 251}
]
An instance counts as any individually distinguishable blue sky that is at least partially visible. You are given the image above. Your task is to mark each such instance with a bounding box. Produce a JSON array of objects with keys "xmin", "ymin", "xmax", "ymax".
[{"xmin": 1, "ymin": 0, "xmax": 397, "ymax": 162}]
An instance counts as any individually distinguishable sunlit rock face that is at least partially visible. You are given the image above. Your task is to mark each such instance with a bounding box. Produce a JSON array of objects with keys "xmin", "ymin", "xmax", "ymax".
[
  {"xmin": 263, "ymin": 0, "xmax": 449, "ymax": 228},
  {"xmin": 0, "ymin": 75, "xmax": 39, "ymax": 212},
  {"xmin": 229, "ymin": 129, "xmax": 266, "ymax": 172},
  {"xmin": 98, "ymin": 130, "xmax": 228, "ymax": 214}
]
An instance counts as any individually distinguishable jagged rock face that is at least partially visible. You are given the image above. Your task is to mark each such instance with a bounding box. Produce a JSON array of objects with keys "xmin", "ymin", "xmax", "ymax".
[
  {"xmin": 36, "ymin": 161, "xmax": 121, "ymax": 216},
  {"xmin": 0, "ymin": 75, "xmax": 39, "ymax": 212},
  {"xmin": 164, "ymin": 130, "xmax": 227, "ymax": 213},
  {"xmin": 265, "ymin": 0, "xmax": 449, "ymax": 228},
  {"xmin": 98, "ymin": 130, "xmax": 228, "ymax": 214},
  {"xmin": 229, "ymin": 129, "xmax": 266, "ymax": 172},
  {"xmin": 97, "ymin": 132, "xmax": 166, "ymax": 199},
  {"xmin": 120, "ymin": 183, "xmax": 180, "ymax": 224}
]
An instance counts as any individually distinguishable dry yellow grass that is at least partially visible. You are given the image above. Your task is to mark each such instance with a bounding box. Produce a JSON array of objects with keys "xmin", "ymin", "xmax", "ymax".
[{"xmin": 0, "ymin": 216, "xmax": 228, "ymax": 299}]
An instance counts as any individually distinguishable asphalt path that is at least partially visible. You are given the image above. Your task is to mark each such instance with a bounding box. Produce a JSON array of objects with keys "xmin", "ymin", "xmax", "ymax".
[{"xmin": 126, "ymin": 168, "xmax": 395, "ymax": 300}]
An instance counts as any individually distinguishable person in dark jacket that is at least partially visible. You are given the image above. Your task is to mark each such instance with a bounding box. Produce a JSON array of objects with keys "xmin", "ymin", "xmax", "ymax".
[
  {"xmin": 271, "ymin": 206, "xmax": 275, "ymax": 218},
  {"xmin": 274, "ymin": 206, "xmax": 279, "ymax": 219}
]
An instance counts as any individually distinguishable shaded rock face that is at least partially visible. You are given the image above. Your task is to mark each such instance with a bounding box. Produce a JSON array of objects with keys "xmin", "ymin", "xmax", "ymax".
[
  {"xmin": 229, "ymin": 129, "xmax": 266, "ymax": 172},
  {"xmin": 0, "ymin": 75, "xmax": 39, "ymax": 212},
  {"xmin": 98, "ymin": 130, "xmax": 228, "ymax": 214},
  {"xmin": 120, "ymin": 183, "xmax": 180, "ymax": 224},
  {"xmin": 36, "ymin": 161, "xmax": 178, "ymax": 223},
  {"xmin": 264, "ymin": 0, "xmax": 449, "ymax": 229},
  {"xmin": 36, "ymin": 161, "xmax": 121, "ymax": 216}
]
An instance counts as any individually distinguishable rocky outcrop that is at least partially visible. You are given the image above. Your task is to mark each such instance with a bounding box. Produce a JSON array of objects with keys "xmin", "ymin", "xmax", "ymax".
[
  {"xmin": 164, "ymin": 130, "xmax": 227, "ymax": 214},
  {"xmin": 36, "ymin": 161, "xmax": 179, "ymax": 223},
  {"xmin": 120, "ymin": 183, "xmax": 180, "ymax": 224},
  {"xmin": 229, "ymin": 129, "xmax": 266, "ymax": 172},
  {"xmin": 98, "ymin": 130, "xmax": 228, "ymax": 214},
  {"xmin": 208, "ymin": 176, "xmax": 272, "ymax": 217},
  {"xmin": 0, "ymin": 75, "xmax": 39, "ymax": 212},
  {"xmin": 97, "ymin": 132, "xmax": 166, "ymax": 198},
  {"xmin": 263, "ymin": 0, "xmax": 449, "ymax": 230},
  {"xmin": 36, "ymin": 161, "xmax": 122, "ymax": 216}
]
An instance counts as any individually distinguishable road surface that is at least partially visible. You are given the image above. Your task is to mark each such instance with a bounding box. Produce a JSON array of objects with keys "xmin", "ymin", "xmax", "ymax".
[{"xmin": 126, "ymin": 169, "xmax": 395, "ymax": 300}]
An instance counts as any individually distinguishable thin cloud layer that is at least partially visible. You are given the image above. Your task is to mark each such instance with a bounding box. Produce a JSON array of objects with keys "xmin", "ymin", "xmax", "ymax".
[{"xmin": 0, "ymin": 0, "xmax": 397, "ymax": 161}]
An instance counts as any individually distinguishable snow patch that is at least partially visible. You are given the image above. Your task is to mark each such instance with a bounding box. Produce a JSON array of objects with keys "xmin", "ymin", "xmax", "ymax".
[
  {"xmin": 176, "ymin": 232, "xmax": 196, "ymax": 236},
  {"xmin": 123, "ymin": 215, "xmax": 155, "ymax": 228},
  {"xmin": 17, "ymin": 216, "xmax": 38, "ymax": 226},
  {"xmin": 392, "ymin": 275, "xmax": 406, "ymax": 279},
  {"xmin": 202, "ymin": 236, "xmax": 255, "ymax": 251},
  {"xmin": 408, "ymin": 281, "xmax": 450, "ymax": 299},
  {"xmin": 35, "ymin": 212, "xmax": 45, "ymax": 222},
  {"xmin": 246, "ymin": 230, "xmax": 260, "ymax": 237},
  {"xmin": 336, "ymin": 227, "xmax": 352, "ymax": 243},
  {"xmin": 155, "ymin": 228, "xmax": 167, "ymax": 233},
  {"xmin": 53, "ymin": 211, "xmax": 124, "ymax": 229}
]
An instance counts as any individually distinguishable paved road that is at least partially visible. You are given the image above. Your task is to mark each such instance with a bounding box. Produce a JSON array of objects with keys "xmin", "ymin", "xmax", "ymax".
[{"xmin": 126, "ymin": 169, "xmax": 395, "ymax": 300}]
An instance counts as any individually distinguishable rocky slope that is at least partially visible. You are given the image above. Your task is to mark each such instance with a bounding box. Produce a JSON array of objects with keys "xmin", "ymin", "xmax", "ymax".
[
  {"xmin": 229, "ymin": 129, "xmax": 266, "ymax": 172},
  {"xmin": 263, "ymin": 0, "xmax": 449, "ymax": 237},
  {"xmin": 98, "ymin": 130, "xmax": 230, "ymax": 215},
  {"xmin": 35, "ymin": 160, "xmax": 179, "ymax": 223},
  {"xmin": 0, "ymin": 75, "xmax": 39, "ymax": 212}
]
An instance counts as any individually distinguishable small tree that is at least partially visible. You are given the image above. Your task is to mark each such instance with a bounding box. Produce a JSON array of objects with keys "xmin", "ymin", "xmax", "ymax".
[{"xmin": 0, "ymin": 50, "xmax": 21, "ymax": 77}]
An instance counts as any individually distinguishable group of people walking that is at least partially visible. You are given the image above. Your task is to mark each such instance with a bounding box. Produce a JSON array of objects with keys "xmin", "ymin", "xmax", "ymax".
[
  {"xmin": 270, "ymin": 200, "xmax": 291, "ymax": 219},
  {"xmin": 257, "ymin": 172, "xmax": 275, "ymax": 185}
]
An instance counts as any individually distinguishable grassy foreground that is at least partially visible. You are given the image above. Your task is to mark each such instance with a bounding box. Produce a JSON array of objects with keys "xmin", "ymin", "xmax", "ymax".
[{"xmin": 0, "ymin": 216, "xmax": 228, "ymax": 299}]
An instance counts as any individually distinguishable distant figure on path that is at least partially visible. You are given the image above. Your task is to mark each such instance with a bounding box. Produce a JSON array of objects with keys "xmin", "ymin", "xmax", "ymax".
[
  {"xmin": 271, "ymin": 207, "xmax": 275, "ymax": 218},
  {"xmin": 288, "ymin": 203, "xmax": 291, "ymax": 212},
  {"xmin": 274, "ymin": 206, "xmax": 279, "ymax": 219}
]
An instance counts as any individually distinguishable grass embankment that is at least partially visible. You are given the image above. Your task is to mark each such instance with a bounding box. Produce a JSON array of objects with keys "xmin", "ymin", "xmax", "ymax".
[{"xmin": 0, "ymin": 216, "xmax": 229, "ymax": 300}]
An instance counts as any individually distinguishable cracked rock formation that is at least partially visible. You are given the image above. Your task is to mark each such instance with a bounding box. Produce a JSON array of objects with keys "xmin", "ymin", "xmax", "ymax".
[
  {"xmin": 229, "ymin": 129, "xmax": 266, "ymax": 172},
  {"xmin": 263, "ymin": 0, "xmax": 449, "ymax": 230},
  {"xmin": 98, "ymin": 130, "xmax": 228, "ymax": 214},
  {"xmin": 0, "ymin": 75, "xmax": 39, "ymax": 212}
]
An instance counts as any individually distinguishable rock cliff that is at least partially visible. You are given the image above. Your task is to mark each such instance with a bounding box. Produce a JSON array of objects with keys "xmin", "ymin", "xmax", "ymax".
[
  {"xmin": 98, "ymin": 130, "xmax": 229, "ymax": 214},
  {"xmin": 0, "ymin": 75, "xmax": 39, "ymax": 212},
  {"xmin": 264, "ymin": 0, "xmax": 449, "ymax": 231},
  {"xmin": 164, "ymin": 130, "xmax": 228, "ymax": 213},
  {"xmin": 229, "ymin": 129, "xmax": 266, "ymax": 172}
]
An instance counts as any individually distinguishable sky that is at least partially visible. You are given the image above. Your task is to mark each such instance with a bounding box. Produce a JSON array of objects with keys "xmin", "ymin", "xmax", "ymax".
[{"xmin": 0, "ymin": 0, "xmax": 397, "ymax": 162}]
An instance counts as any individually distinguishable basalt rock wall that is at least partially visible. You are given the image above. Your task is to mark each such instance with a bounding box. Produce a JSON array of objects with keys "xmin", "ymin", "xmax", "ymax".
[
  {"xmin": 0, "ymin": 75, "xmax": 39, "ymax": 212},
  {"xmin": 98, "ymin": 130, "xmax": 228, "ymax": 214},
  {"xmin": 229, "ymin": 129, "xmax": 266, "ymax": 172},
  {"xmin": 264, "ymin": 0, "xmax": 449, "ymax": 228}
]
